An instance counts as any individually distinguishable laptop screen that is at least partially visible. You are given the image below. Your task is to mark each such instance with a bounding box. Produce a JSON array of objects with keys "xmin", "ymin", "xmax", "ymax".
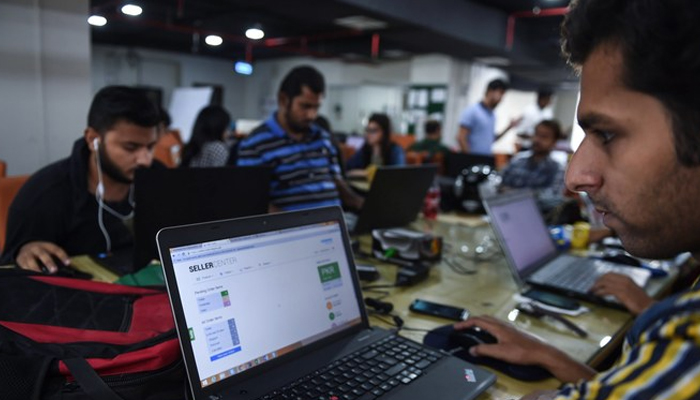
[
  {"xmin": 166, "ymin": 220, "xmax": 362, "ymax": 389},
  {"xmin": 487, "ymin": 192, "xmax": 557, "ymax": 275}
]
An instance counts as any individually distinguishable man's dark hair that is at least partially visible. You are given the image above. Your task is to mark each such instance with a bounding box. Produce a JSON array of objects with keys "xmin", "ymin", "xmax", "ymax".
[
  {"xmin": 159, "ymin": 106, "xmax": 171, "ymax": 128},
  {"xmin": 486, "ymin": 79, "xmax": 509, "ymax": 92},
  {"xmin": 279, "ymin": 65, "xmax": 325, "ymax": 100},
  {"xmin": 425, "ymin": 120, "xmax": 441, "ymax": 136},
  {"xmin": 87, "ymin": 86, "xmax": 160, "ymax": 134},
  {"xmin": 537, "ymin": 89, "xmax": 553, "ymax": 102},
  {"xmin": 561, "ymin": 0, "xmax": 700, "ymax": 166},
  {"xmin": 537, "ymin": 119, "xmax": 563, "ymax": 141}
]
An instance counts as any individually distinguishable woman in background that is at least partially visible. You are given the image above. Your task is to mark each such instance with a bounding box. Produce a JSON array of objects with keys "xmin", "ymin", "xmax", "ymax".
[
  {"xmin": 180, "ymin": 105, "xmax": 231, "ymax": 168},
  {"xmin": 346, "ymin": 113, "xmax": 405, "ymax": 177}
]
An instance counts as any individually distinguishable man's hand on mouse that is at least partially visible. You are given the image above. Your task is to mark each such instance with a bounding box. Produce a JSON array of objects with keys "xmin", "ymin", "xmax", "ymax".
[
  {"xmin": 454, "ymin": 315, "xmax": 553, "ymax": 366},
  {"xmin": 15, "ymin": 241, "xmax": 70, "ymax": 273},
  {"xmin": 590, "ymin": 273, "xmax": 655, "ymax": 315},
  {"xmin": 454, "ymin": 315, "xmax": 596, "ymax": 383}
]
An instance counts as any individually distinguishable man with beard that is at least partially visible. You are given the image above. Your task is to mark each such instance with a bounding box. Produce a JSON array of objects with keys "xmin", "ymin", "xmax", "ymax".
[
  {"xmin": 454, "ymin": 0, "xmax": 700, "ymax": 399},
  {"xmin": 237, "ymin": 65, "xmax": 362, "ymax": 211},
  {"xmin": 0, "ymin": 86, "xmax": 162, "ymax": 272}
]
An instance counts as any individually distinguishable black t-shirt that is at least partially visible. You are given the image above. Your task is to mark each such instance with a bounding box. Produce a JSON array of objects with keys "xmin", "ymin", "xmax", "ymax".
[{"xmin": 0, "ymin": 138, "xmax": 162, "ymax": 264}]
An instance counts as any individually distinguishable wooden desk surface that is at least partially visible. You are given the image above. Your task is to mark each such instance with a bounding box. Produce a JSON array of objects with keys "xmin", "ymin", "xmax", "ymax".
[
  {"xmin": 359, "ymin": 214, "xmax": 677, "ymax": 399},
  {"xmin": 65, "ymin": 212, "xmax": 677, "ymax": 399}
]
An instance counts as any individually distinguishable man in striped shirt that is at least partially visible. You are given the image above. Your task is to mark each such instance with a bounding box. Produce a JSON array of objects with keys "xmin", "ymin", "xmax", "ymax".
[
  {"xmin": 456, "ymin": 0, "xmax": 700, "ymax": 399},
  {"xmin": 237, "ymin": 65, "xmax": 362, "ymax": 212}
]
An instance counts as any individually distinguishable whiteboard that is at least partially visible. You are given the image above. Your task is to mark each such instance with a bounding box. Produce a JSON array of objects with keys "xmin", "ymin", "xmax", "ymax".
[{"xmin": 168, "ymin": 87, "xmax": 213, "ymax": 143}]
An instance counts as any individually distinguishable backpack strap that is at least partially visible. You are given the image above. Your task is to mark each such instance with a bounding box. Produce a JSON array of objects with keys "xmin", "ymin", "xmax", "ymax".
[{"xmin": 63, "ymin": 357, "xmax": 124, "ymax": 400}]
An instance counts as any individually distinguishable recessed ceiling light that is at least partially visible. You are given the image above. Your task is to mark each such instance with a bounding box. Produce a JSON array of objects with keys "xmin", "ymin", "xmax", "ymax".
[
  {"xmin": 334, "ymin": 16, "xmax": 387, "ymax": 31},
  {"xmin": 205, "ymin": 35, "xmax": 223, "ymax": 46},
  {"xmin": 87, "ymin": 15, "xmax": 107, "ymax": 27},
  {"xmin": 121, "ymin": 4, "xmax": 143, "ymax": 16},
  {"xmin": 474, "ymin": 56, "xmax": 512, "ymax": 67},
  {"xmin": 245, "ymin": 27, "xmax": 264, "ymax": 40}
]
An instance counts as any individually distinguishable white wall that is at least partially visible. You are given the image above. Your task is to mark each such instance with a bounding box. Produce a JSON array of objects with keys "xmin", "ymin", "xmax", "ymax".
[
  {"xmin": 92, "ymin": 45, "xmax": 249, "ymax": 124},
  {"xmin": 0, "ymin": 0, "xmax": 91, "ymax": 175}
]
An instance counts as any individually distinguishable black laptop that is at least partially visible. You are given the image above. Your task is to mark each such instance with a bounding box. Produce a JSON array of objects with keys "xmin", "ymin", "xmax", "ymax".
[
  {"xmin": 348, "ymin": 165, "xmax": 437, "ymax": 234},
  {"xmin": 156, "ymin": 206, "xmax": 495, "ymax": 400}
]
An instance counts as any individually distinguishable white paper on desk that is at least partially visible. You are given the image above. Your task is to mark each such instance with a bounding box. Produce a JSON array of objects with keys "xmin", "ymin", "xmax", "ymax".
[{"xmin": 513, "ymin": 294, "xmax": 589, "ymax": 316}]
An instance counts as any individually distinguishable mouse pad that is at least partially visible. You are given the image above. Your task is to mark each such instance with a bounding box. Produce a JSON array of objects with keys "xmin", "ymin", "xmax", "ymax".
[{"xmin": 423, "ymin": 324, "xmax": 552, "ymax": 381}]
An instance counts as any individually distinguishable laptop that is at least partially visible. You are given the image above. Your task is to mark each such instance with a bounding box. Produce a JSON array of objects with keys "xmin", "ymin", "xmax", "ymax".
[
  {"xmin": 483, "ymin": 190, "xmax": 651, "ymax": 307},
  {"xmin": 92, "ymin": 167, "xmax": 272, "ymax": 274},
  {"xmin": 347, "ymin": 165, "xmax": 437, "ymax": 234},
  {"xmin": 156, "ymin": 206, "xmax": 495, "ymax": 400},
  {"xmin": 444, "ymin": 153, "xmax": 495, "ymax": 178}
]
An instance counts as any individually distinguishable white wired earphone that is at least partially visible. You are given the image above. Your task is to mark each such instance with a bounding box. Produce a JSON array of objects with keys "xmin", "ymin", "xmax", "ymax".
[{"xmin": 93, "ymin": 137, "xmax": 135, "ymax": 253}]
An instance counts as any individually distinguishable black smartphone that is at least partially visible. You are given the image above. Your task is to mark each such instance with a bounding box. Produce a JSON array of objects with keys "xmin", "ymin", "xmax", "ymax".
[
  {"xmin": 522, "ymin": 289, "xmax": 580, "ymax": 311},
  {"xmin": 409, "ymin": 299, "xmax": 469, "ymax": 321}
]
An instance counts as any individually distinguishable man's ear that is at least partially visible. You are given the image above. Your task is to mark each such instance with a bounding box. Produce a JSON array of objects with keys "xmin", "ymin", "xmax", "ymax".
[
  {"xmin": 278, "ymin": 92, "xmax": 289, "ymax": 109},
  {"xmin": 84, "ymin": 127, "xmax": 100, "ymax": 152}
]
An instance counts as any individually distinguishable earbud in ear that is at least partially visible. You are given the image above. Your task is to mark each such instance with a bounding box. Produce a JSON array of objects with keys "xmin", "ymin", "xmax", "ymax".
[
  {"xmin": 93, "ymin": 138, "xmax": 100, "ymax": 151},
  {"xmin": 96, "ymin": 182, "xmax": 104, "ymax": 197}
]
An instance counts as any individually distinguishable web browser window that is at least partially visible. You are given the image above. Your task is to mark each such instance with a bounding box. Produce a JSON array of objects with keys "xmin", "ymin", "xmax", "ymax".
[{"xmin": 168, "ymin": 221, "xmax": 362, "ymax": 388}]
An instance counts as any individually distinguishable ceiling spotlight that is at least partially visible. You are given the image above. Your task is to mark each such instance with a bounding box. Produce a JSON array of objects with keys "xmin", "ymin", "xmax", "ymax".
[
  {"xmin": 245, "ymin": 26, "xmax": 264, "ymax": 40},
  {"xmin": 205, "ymin": 35, "xmax": 223, "ymax": 46},
  {"xmin": 121, "ymin": 4, "xmax": 143, "ymax": 16},
  {"xmin": 87, "ymin": 15, "xmax": 107, "ymax": 27}
]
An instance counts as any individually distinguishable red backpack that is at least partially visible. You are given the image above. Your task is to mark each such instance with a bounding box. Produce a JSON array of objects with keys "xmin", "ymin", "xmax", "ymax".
[{"xmin": 0, "ymin": 272, "xmax": 186, "ymax": 400}]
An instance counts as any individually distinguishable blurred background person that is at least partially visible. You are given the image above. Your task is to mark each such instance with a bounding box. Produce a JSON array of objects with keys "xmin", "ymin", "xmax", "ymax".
[
  {"xmin": 409, "ymin": 119, "xmax": 450, "ymax": 162},
  {"xmin": 180, "ymin": 105, "xmax": 232, "ymax": 168},
  {"xmin": 346, "ymin": 113, "xmax": 405, "ymax": 178}
]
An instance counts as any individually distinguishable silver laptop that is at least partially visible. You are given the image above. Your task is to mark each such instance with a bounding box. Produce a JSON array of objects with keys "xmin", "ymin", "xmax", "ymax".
[
  {"xmin": 484, "ymin": 190, "xmax": 650, "ymax": 307},
  {"xmin": 157, "ymin": 206, "xmax": 495, "ymax": 400}
]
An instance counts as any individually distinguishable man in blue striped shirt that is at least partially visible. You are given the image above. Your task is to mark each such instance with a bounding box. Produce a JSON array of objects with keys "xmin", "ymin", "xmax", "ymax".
[
  {"xmin": 456, "ymin": 0, "xmax": 700, "ymax": 399},
  {"xmin": 237, "ymin": 66, "xmax": 362, "ymax": 212}
]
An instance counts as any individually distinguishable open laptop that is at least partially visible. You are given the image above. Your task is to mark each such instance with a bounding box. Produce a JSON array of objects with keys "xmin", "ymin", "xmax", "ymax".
[
  {"xmin": 444, "ymin": 153, "xmax": 495, "ymax": 178},
  {"xmin": 483, "ymin": 190, "xmax": 651, "ymax": 307},
  {"xmin": 347, "ymin": 165, "xmax": 437, "ymax": 234},
  {"xmin": 91, "ymin": 167, "xmax": 272, "ymax": 274},
  {"xmin": 157, "ymin": 207, "xmax": 495, "ymax": 400}
]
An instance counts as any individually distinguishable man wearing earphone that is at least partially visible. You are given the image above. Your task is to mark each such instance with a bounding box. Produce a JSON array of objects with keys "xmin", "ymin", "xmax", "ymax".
[{"xmin": 0, "ymin": 86, "xmax": 162, "ymax": 272}]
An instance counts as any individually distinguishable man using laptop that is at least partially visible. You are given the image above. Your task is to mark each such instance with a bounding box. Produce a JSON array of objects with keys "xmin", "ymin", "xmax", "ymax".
[
  {"xmin": 1, "ymin": 86, "xmax": 163, "ymax": 273},
  {"xmin": 236, "ymin": 66, "xmax": 363, "ymax": 212},
  {"xmin": 456, "ymin": 0, "xmax": 700, "ymax": 398}
]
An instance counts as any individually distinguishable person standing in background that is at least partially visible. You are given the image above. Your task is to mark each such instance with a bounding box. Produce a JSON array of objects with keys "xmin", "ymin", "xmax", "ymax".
[{"xmin": 457, "ymin": 79, "xmax": 519, "ymax": 155}]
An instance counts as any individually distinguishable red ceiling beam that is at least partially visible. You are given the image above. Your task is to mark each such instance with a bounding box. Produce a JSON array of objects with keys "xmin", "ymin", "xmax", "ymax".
[{"xmin": 506, "ymin": 7, "xmax": 569, "ymax": 51}]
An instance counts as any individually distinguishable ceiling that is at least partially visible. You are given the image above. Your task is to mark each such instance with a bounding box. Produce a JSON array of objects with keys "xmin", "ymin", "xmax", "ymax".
[{"xmin": 89, "ymin": 0, "xmax": 577, "ymax": 89}]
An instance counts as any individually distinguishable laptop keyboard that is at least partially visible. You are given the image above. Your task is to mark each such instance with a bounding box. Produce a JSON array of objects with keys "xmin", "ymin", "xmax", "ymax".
[
  {"xmin": 257, "ymin": 335, "xmax": 443, "ymax": 400},
  {"xmin": 530, "ymin": 256, "xmax": 601, "ymax": 292}
]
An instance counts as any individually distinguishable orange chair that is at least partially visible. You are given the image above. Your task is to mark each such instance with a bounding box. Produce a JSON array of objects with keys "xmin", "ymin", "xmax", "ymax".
[
  {"xmin": 153, "ymin": 129, "xmax": 183, "ymax": 168},
  {"xmin": 0, "ymin": 175, "xmax": 30, "ymax": 252},
  {"xmin": 392, "ymin": 135, "xmax": 416, "ymax": 151},
  {"xmin": 405, "ymin": 151, "xmax": 424, "ymax": 165},
  {"xmin": 340, "ymin": 144, "xmax": 357, "ymax": 165},
  {"xmin": 0, "ymin": 160, "xmax": 6, "ymax": 178}
]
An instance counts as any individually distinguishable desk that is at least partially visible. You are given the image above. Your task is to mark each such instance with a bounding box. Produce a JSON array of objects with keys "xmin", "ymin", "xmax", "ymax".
[
  {"xmin": 358, "ymin": 214, "xmax": 678, "ymax": 400},
  {"xmin": 67, "ymin": 213, "xmax": 678, "ymax": 399}
]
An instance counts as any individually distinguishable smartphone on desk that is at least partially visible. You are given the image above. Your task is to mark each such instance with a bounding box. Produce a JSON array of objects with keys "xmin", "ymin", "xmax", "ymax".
[
  {"xmin": 409, "ymin": 299, "xmax": 469, "ymax": 321},
  {"xmin": 522, "ymin": 289, "xmax": 580, "ymax": 311}
]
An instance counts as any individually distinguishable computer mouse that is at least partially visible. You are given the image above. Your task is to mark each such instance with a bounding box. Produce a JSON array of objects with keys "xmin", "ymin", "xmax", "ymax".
[
  {"xmin": 449, "ymin": 326, "xmax": 497, "ymax": 348},
  {"xmin": 444, "ymin": 327, "xmax": 552, "ymax": 381},
  {"xmin": 601, "ymin": 253, "xmax": 642, "ymax": 267}
]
